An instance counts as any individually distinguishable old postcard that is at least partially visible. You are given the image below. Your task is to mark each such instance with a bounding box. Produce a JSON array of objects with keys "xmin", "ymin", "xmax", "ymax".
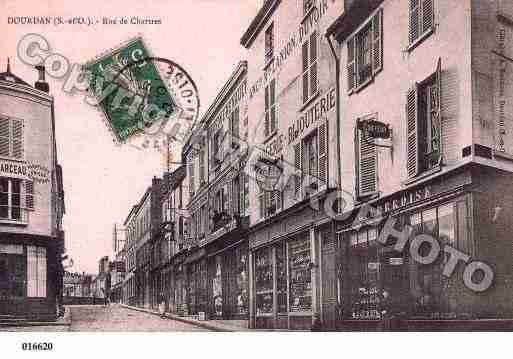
[{"xmin": 1, "ymin": 0, "xmax": 512, "ymax": 357}]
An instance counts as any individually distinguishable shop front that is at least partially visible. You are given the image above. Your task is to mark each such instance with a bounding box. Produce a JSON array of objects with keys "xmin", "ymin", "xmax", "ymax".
[
  {"xmin": 337, "ymin": 169, "xmax": 478, "ymax": 330},
  {"xmin": 0, "ymin": 234, "xmax": 62, "ymax": 320}
]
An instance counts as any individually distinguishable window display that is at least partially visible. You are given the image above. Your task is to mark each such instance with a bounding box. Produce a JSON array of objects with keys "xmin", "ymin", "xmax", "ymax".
[
  {"xmin": 235, "ymin": 246, "xmax": 249, "ymax": 315},
  {"xmin": 213, "ymin": 255, "xmax": 223, "ymax": 316},
  {"xmin": 255, "ymin": 247, "xmax": 273, "ymax": 315},
  {"xmin": 288, "ymin": 237, "xmax": 312, "ymax": 312},
  {"xmin": 276, "ymin": 243, "xmax": 287, "ymax": 313}
]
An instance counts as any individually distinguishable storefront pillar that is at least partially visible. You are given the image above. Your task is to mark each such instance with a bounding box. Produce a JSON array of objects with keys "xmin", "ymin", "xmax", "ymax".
[
  {"xmin": 248, "ymin": 250, "xmax": 255, "ymax": 329},
  {"xmin": 310, "ymin": 225, "xmax": 319, "ymax": 326}
]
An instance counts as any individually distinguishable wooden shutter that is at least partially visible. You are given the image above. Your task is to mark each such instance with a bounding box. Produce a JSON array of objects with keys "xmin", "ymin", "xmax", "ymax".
[
  {"xmin": 309, "ymin": 31, "xmax": 318, "ymax": 96},
  {"xmin": 317, "ymin": 120, "xmax": 328, "ymax": 187},
  {"xmin": 270, "ymin": 79, "xmax": 276, "ymax": 133},
  {"xmin": 409, "ymin": 0, "xmax": 420, "ymax": 44},
  {"xmin": 406, "ymin": 85, "xmax": 419, "ymax": 178},
  {"xmin": 12, "ymin": 119, "xmax": 23, "ymax": 160},
  {"xmin": 433, "ymin": 57, "xmax": 442, "ymax": 159},
  {"xmin": 0, "ymin": 118, "xmax": 10, "ymax": 157},
  {"xmin": 302, "ymin": 40, "xmax": 309, "ymax": 103},
  {"xmin": 372, "ymin": 9, "xmax": 383, "ymax": 75},
  {"xmin": 25, "ymin": 180, "xmax": 34, "ymax": 210},
  {"xmin": 347, "ymin": 36, "xmax": 356, "ymax": 92},
  {"xmin": 421, "ymin": 0, "xmax": 434, "ymax": 34},
  {"xmin": 264, "ymin": 85, "xmax": 270, "ymax": 137},
  {"xmin": 294, "ymin": 142, "xmax": 303, "ymax": 196},
  {"xmin": 358, "ymin": 126, "xmax": 377, "ymax": 196}
]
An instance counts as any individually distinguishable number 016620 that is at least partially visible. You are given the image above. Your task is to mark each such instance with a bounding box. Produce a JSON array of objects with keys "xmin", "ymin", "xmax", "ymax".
[{"xmin": 21, "ymin": 342, "xmax": 53, "ymax": 351}]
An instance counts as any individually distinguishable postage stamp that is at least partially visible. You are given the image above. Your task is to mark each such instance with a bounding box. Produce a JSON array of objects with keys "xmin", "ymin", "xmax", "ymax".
[{"xmin": 84, "ymin": 36, "xmax": 187, "ymax": 146}]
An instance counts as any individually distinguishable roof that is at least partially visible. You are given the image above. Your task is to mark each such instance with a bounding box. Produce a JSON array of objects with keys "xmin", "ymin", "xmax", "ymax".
[
  {"xmin": 326, "ymin": 0, "xmax": 384, "ymax": 42},
  {"xmin": 240, "ymin": 0, "xmax": 281, "ymax": 48},
  {"xmin": 0, "ymin": 58, "xmax": 31, "ymax": 86}
]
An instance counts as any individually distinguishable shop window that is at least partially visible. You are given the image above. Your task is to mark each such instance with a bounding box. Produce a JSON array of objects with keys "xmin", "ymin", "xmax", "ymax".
[
  {"xmin": 255, "ymin": 247, "xmax": 273, "ymax": 315},
  {"xmin": 406, "ymin": 58, "xmax": 441, "ymax": 179},
  {"xmin": 288, "ymin": 237, "xmax": 312, "ymax": 313},
  {"xmin": 302, "ymin": 30, "xmax": 318, "ymax": 105},
  {"xmin": 408, "ymin": 0, "xmax": 434, "ymax": 48},
  {"xmin": 264, "ymin": 79, "xmax": 277, "ymax": 138},
  {"xmin": 347, "ymin": 9, "xmax": 383, "ymax": 93},
  {"xmin": 0, "ymin": 117, "xmax": 24, "ymax": 160},
  {"xmin": 212, "ymin": 255, "xmax": 223, "ymax": 316},
  {"xmin": 235, "ymin": 247, "xmax": 249, "ymax": 315}
]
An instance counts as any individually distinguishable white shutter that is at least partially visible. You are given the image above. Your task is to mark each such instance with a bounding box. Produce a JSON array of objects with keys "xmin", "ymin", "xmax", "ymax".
[
  {"xmin": 302, "ymin": 41, "xmax": 309, "ymax": 103},
  {"xmin": 406, "ymin": 85, "xmax": 420, "ymax": 178},
  {"xmin": 347, "ymin": 36, "xmax": 356, "ymax": 92},
  {"xmin": 421, "ymin": 0, "xmax": 434, "ymax": 34},
  {"xmin": 264, "ymin": 85, "xmax": 270, "ymax": 137},
  {"xmin": 372, "ymin": 9, "xmax": 383, "ymax": 75},
  {"xmin": 317, "ymin": 120, "xmax": 328, "ymax": 188},
  {"xmin": 0, "ymin": 118, "xmax": 10, "ymax": 157},
  {"xmin": 294, "ymin": 142, "xmax": 303, "ymax": 196},
  {"xmin": 12, "ymin": 119, "xmax": 23, "ymax": 160},
  {"xmin": 433, "ymin": 57, "xmax": 442, "ymax": 160},
  {"xmin": 270, "ymin": 79, "xmax": 276, "ymax": 133},
  {"xmin": 409, "ymin": 0, "xmax": 420, "ymax": 44},
  {"xmin": 358, "ymin": 126, "xmax": 377, "ymax": 196}
]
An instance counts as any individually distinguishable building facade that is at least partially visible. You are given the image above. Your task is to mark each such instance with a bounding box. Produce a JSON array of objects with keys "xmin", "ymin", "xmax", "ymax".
[
  {"xmin": 325, "ymin": 0, "xmax": 513, "ymax": 328},
  {"xmin": 240, "ymin": 0, "xmax": 343, "ymax": 329},
  {"xmin": 180, "ymin": 61, "xmax": 251, "ymax": 320},
  {"xmin": 0, "ymin": 62, "xmax": 65, "ymax": 320}
]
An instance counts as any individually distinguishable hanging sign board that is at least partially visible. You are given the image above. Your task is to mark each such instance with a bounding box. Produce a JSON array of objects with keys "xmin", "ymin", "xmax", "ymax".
[{"xmin": 358, "ymin": 119, "xmax": 391, "ymax": 139}]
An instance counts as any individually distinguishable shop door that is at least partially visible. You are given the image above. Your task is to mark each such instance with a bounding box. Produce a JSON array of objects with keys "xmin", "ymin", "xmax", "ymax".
[
  {"xmin": 222, "ymin": 251, "xmax": 236, "ymax": 319},
  {"xmin": 321, "ymin": 234, "xmax": 337, "ymax": 329}
]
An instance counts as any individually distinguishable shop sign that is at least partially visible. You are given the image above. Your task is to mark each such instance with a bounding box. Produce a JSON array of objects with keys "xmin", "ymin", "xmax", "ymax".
[
  {"xmin": 358, "ymin": 119, "xmax": 391, "ymax": 139},
  {"xmin": 0, "ymin": 160, "xmax": 30, "ymax": 180},
  {"xmin": 376, "ymin": 186, "xmax": 432, "ymax": 215},
  {"xmin": 288, "ymin": 87, "xmax": 336, "ymax": 144},
  {"xmin": 27, "ymin": 163, "xmax": 50, "ymax": 184}
]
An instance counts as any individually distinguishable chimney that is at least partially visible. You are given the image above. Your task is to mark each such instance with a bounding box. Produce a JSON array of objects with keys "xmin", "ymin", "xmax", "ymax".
[{"xmin": 34, "ymin": 65, "xmax": 49, "ymax": 92}]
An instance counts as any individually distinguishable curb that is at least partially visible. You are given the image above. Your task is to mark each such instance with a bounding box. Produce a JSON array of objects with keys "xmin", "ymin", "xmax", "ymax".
[{"xmin": 119, "ymin": 304, "xmax": 235, "ymax": 332}]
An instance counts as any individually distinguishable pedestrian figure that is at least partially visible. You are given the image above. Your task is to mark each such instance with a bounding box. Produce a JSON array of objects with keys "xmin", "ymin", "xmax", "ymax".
[{"xmin": 158, "ymin": 293, "xmax": 166, "ymax": 318}]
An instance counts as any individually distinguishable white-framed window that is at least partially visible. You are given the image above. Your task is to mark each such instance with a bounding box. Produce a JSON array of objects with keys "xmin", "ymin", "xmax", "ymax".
[
  {"xmin": 347, "ymin": 9, "xmax": 383, "ymax": 93},
  {"xmin": 265, "ymin": 22, "xmax": 274, "ymax": 64},
  {"xmin": 264, "ymin": 79, "xmax": 277, "ymax": 138},
  {"xmin": 0, "ymin": 177, "xmax": 33, "ymax": 222},
  {"xmin": 302, "ymin": 30, "xmax": 318, "ymax": 104},
  {"xmin": 408, "ymin": 0, "xmax": 434, "ymax": 46},
  {"xmin": 0, "ymin": 117, "xmax": 24, "ymax": 160},
  {"xmin": 356, "ymin": 117, "xmax": 378, "ymax": 198}
]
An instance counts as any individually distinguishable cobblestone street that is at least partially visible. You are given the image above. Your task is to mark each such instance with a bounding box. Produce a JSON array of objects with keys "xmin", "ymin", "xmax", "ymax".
[{"xmin": 68, "ymin": 305, "xmax": 207, "ymax": 332}]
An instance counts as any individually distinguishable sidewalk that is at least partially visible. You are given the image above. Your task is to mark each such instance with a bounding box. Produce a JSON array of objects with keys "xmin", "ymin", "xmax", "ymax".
[
  {"xmin": 0, "ymin": 307, "xmax": 71, "ymax": 329},
  {"xmin": 120, "ymin": 304, "xmax": 249, "ymax": 332}
]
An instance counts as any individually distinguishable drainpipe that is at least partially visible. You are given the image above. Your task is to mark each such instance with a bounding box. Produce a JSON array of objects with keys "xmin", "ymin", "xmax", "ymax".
[{"xmin": 326, "ymin": 32, "xmax": 342, "ymax": 318}]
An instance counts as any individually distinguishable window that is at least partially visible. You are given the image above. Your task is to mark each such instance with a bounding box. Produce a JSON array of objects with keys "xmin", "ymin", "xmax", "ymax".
[
  {"xmin": 409, "ymin": 0, "xmax": 434, "ymax": 46},
  {"xmin": 212, "ymin": 129, "xmax": 223, "ymax": 167},
  {"xmin": 347, "ymin": 9, "xmax": 383, "ymax": 93},
  {"xmin": 199, "ymin": 147, "xmax": 205, "ymax": 185},
  {"xmin": 0, "ymin": 244, "xmax": 25, "ymax": 298},
  {"xmin": 0, "ymin": 117, "xmax": 24, "ymax": 160},
  {"xmin": 232, "ymin": 176, "xmax": 240, "ymax": 216},
  {"xmin": 230, "ymin": 107, "xmax": 240, "ymax": 148},
  {"xmin": 257, "ymin": 166, "xmax": 282, "ymax": 219},
  {"xmin": 356, "ymin": 119, "xmax": 378, "ymax": 197},
  {"xmin": 265, "ymin": 23, "xmax": 274, "ymax": 64},
  {"xmin": 293, "ymin": 121, "xmax": 328, "ymax": 197},
  {"xmin": 264, "ymin": 79, "xmax": 277, "ymax": 138},
  {"xmin": 188, "ymin": 153, "xmax": 195, "ymax": 196},
  {"xmin": 406, "ymin": 58, "xmax": 441, "ymax": 178},
  {"xmin": 0, "ymin": 177, "xmax": 31, "ymax": 222},
  {"xmin": 302, "ymin": 30, "xmax": 318, "ymax": 104},
  {"xmin": 27, "ymin": 246, "xmax": 47, "ymax": 298},
  {"xmin": 303, "ymin": 0, "xmax": 314, "ymax": 15},
  {"xmin": 255, "ymin": 247, "xmax": 273, "ymax": 315},
  {"xmin": 289, "ymin": 236, "xmax": 312, "ymax": 312}
]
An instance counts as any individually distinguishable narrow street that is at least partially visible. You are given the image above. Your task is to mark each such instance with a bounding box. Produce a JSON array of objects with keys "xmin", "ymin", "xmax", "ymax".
[{"xmin": 68, "ymin": 305, "xmax": 207, "ymax": 332}]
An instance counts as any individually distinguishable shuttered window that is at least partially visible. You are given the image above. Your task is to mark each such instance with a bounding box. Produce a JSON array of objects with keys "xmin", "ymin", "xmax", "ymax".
[
  {"xmin": 199, "ymin": 147, "xmax": 205, "ymax": 185},
  {"xmin": 0, "ymin": 118, "xmax": 24, "ymax": 160},
  {"xmin": 188, "ymin": 153, "xmax": 195, "ymax": 196},
  {"xmin": 264, "ymin": 79, "xmax": 277, "ymax": 138},
  {"xmin": 317, "ymin": 120, "xmax": 328, "ymax": 187},
  {"xmin": 347, "ymin": 9, "xmax": 383, "ymax": 93},
  {"xmin": 406, "ymin": 58, "xmax": 442, "ymax": 178},
  {"xmin": 409, "ymin": 0, "xmax": 434, "ymax": 45},
  {"xmin": 302, "ymin": 30, "xmax": 319, "ymax": 104},
  {"xmin": 357, "ymin": 122, "xmax": 377, "ymax": 197},
  {"xmin": 294, "ymin": 141, "xmax": 303, "ymax": 196},
  {"xmin": 231, "ymin": 107, "xmax": 240, "ymax": 148},
  {"xmin": 24, "ymin": 180, "xmax": 34, "ymax": 210}
]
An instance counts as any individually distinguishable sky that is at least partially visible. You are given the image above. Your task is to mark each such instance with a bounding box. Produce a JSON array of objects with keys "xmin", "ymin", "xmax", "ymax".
[{"xmin": 0, "ymin": 0, "xmax": 262, "ymax": 274}]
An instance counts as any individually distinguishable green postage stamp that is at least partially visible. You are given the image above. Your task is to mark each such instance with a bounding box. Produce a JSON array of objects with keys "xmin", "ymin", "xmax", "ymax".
[{"xmin": 84, "ymin": 37, "xmax": 176, "ymax": 143}]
